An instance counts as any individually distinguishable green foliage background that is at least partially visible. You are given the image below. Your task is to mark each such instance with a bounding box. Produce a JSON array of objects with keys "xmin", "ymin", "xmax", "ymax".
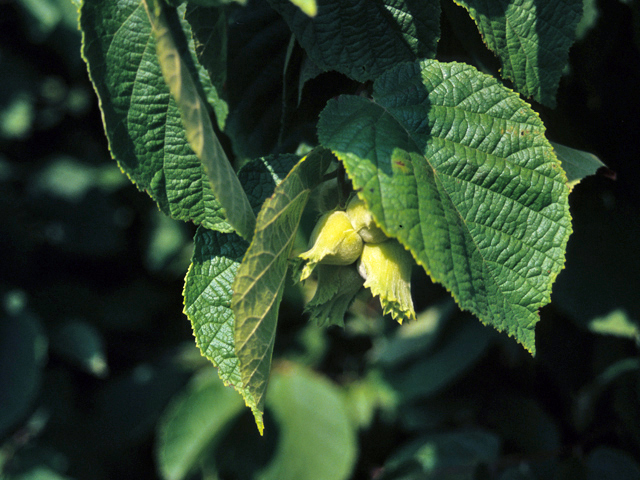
[{"xmin": 2, "ymin": 0, "xmax": 640, "ymax": 479}]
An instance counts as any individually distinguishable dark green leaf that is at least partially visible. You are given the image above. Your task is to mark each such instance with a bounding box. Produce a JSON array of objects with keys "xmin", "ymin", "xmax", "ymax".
[
  {"xmin": 146, "ymin": 0, "xmax": 256, "ymax": 240},
  {"xmin": 185, "ymin": 5, "xmax": 228, "ymax": 114},
  {"xmin": 553, "ymin": 197, "xmax": 640, "ymax": 326},
  {"xmin": 319, "ymin": 60, "xmax": 572, "ymax": 354},
  {"xmin": 454, "ymin": 0, "xmax": 582, "ymax": 107},
  {"xmin": 225, "ymin": 0, "xmax": 293, "ymax": 159},
  {"xmin": 305, "ymin": 264, "xmax": 364, "ymax": 327},
  {"xmin": 386, "ymin": 316, "xmax": 494, "ymax": 400},
  {"xmin": 267, "ymin": 0, "xmax": 440, "ymax": 82},
  {"xmin": 50, "ymin": 321, "xmax": 108, "ymax": 377},
  {"xmin": 79, "ymin": 0, "xmax": 231, "ymax": 231}
]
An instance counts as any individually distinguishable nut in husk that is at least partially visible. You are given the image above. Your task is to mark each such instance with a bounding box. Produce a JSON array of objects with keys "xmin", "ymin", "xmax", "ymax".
[
  {"xmin": 357, "ymin": 240, "xmax": 416, "ymax": 324},
  {"xmin": 299, "ymin": 211, "xmax": 364, "ymax": 281}
]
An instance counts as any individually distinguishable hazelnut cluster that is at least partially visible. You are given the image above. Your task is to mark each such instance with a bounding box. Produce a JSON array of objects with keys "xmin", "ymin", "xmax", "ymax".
[{"xmin": 298, "ymin": 195, "xmax": 416, "ymax": 323}]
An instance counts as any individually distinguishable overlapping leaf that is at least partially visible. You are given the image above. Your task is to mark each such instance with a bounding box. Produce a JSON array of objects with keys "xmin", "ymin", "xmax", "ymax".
[
  {"xmin": 232, "ymin": 148, "xmax": 333, "ymax": 432},
  {"xmin": 267, "ymin": 0, "xmax": 441, "ymax": 82},
  {"xmin": 79, "ymin": 0, "xmax": 231, "ymax": 231},
  {"xmin": 184, "ymin": 155, "xmax": 299, "ymax": 397},
  {"xmin": 455, "ymin": 0, "xmax": 582, "ymax": 107},
  {"xmin": 146, "ymin": 0, "xmax": 256, "ymax": 240},
  {"xmin": 318, "ymin": 60, "xmax": 572, "ymax": 354}
]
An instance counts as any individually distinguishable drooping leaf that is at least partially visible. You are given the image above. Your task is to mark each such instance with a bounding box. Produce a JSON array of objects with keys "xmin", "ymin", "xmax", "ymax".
[
  {"xmin": 267, "ymin": 0, "xmax": 441, "ymax": 82},
  {"xmin": 183, "ymin": 155, "xmax": 300, "ymax": 400},
  {"xmin": 79, "ymin": 0, "xmax": 231, "ymax": 232},
  {"xmin": 156, "ymin": 369, "xmax": 245, "ymax": 480},
  {"xmin": 184, "ymin": 155, "xmax": 297, "ymax": 381},
  {"xmin": 258, "ymin": 363, "xmax": 357, "ymax": 480},
  {"xmin": 319, "ymin": 60, "xmax": 572, "ymax": 354},
  {"xmin": 146, "ymin": 0, "xmax": 256, "ymax": 240},
  {"xmin": 551, "ymin": 142, "xmax": 605, "ymax": 190},
  {"xmin": 454, "ymin": 0, "xmax": 583, "ymax": 107},
  {"xmin": 232, "ymin": 148, "xmax": 333, "ymax": 432}
]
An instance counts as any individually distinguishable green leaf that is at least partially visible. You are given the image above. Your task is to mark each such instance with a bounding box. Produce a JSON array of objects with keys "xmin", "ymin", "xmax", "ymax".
[
  {"xmin": 342, "ymin": 371, "xmax": 398, "ymax": 429},
  {"xmin": 4, "ymin": 467, "xmax": 74, "ymax": 480},
  {"xmin": 184, "ymin": 227, "xmax": 248, "ymax": 387},
  {"xmin": 551, "ymin": 142, "xmax": 605, "ymax": 190},
  {"xmin": 305, "ymin": 264, "xmax": 364, "ymax": 327},
  {"xmin": 267, "ymin": 0, "xmax": 440, "ymax": 82},
  {"xmin": 454, "ymin": 0, "xmax": 582, "ymax": 107},
  {"xmin": 258, "ymin": 363, "xmax": 357, "ymax": 480},
  {"xmin": 183, "ymin": 155, "xmax": 299, "ymax": 401},
  {"xmin": 79, "ymin": 0, "xmax": 231, "ymax": 232},
  {"xmin": 146, "ymin": 0, "xmax": 256, "ymax": 240},
  {"xmin": 232, "ymin": 148, "xmax": 333, "ymax": 433},
  {"xmin": 156, "ymin": 369, "xmax": 245, "ymax": 480},
  {"xmin": 318, "ymin": 60, "xmax": 572, "ymax": 354}
]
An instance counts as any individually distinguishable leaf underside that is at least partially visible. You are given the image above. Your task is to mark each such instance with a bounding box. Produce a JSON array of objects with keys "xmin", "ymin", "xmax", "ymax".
[
  {"xmin": 318, "ymin": 60, "xmax": 572, "ymax": 354},
  {"xmin": 232, "ymin": 148, "xmax": 333, "ymax": 432}
]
